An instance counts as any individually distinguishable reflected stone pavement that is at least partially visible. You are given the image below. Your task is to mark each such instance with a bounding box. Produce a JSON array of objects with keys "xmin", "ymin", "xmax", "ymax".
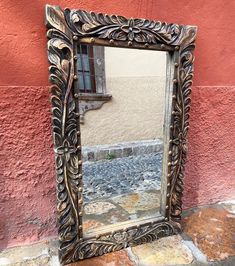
[
  {"xmin": 83, "ymin": 189, "xmax": 161, "ymax": 233},
  {"xmin": 83, "ymin": 152, "xmax": 162, "ymax": 202}
]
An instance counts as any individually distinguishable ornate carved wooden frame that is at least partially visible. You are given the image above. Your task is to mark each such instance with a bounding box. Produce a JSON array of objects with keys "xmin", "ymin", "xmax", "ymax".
[{"xmin": 45, "ymin": 4, "xmax": 197, "ymax": 265}]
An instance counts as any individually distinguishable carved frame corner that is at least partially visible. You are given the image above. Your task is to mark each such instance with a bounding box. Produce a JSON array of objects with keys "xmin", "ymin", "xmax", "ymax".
[{"xmin": 45, "ymin": 4, "xmax": 197, "ymax": 265}]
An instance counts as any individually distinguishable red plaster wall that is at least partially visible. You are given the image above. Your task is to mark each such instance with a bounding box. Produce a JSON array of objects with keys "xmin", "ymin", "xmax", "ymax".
[
  {"xmin": 184, "ymin": 86, "xmax": 235, "ymax": 209},
  {"xmin": 0, "ymin": 0, "xmax": 235, "ymax": 249}
]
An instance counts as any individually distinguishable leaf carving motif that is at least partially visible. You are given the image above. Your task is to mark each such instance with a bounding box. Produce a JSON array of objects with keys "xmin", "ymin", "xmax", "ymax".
[
  {"xmin": 45, "ymin": 4, "xmax": 197, "ymax": 264},
  {"xmin": 65, "ymin": 9, "xmax": 191, "ymax": 45},
  {"xmin": 169, "ymin": 41, "xmax": 195, "ymax": 220},
  {"xmin": 73, "ymin": 222, "xmax": 175, "ymax": 262},
  {"xmin": 46, "ymin": 4, "xmax": 81, "ymax": 263}
]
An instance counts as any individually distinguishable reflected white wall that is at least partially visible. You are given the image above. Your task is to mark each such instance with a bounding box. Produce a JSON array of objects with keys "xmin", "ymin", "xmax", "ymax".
[{"xmin": 81, "ymin": 46, "xmax": 167, "ymax": 146}]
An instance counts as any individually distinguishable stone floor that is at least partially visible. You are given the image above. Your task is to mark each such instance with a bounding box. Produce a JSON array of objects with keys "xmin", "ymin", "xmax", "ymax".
[{"xmin": 0, "ymin": 201, "xmax": 234, "ymax": 266}]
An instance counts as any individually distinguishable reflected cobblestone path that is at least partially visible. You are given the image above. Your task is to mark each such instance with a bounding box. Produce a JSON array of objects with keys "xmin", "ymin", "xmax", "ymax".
[{"xmin": 83, "ymin": 152, "xmax": 162, "ymax": 202}]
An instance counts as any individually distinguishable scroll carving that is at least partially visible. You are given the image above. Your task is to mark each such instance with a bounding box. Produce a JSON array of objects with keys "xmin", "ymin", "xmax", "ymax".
[
  {"xmin": 74, "ymin": 222, "xmax": 175, "ymax": 261},
  {"xmin": 169, "ymin": 32, "xmax": 196, "ymax": 220},
  {"xmin": 46, "ymin": 5, "xmax": 82, "ymax": 263},
  {"xmin": 65, "ymin": 9, "xmax": 188, "ymax": 45},
  {"xmin": 45, "ymin": 4, "xmax": 197, "ymax": 264}
]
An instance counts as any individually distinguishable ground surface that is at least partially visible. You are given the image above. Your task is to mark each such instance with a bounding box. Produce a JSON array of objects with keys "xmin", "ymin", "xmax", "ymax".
[{"xmin": 1, "ymin": 201, "xmax": 234, "ymax": 266}]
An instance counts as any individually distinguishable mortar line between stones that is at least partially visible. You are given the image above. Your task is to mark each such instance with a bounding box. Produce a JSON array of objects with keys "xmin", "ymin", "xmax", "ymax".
[{"xmin": 127, "ymin": 247, "xmax": 140, "ymax": 266}]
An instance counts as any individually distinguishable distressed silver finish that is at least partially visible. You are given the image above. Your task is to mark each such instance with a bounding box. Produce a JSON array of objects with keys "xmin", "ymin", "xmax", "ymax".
[{"xmin": 45, "ymin": 4, "xmax": 197, "ymax": 265}]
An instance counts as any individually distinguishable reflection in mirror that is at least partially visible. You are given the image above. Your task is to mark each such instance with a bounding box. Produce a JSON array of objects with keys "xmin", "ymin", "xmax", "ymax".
[{"xmin": 78, "ymin": 45, "xmax": 168, "ymax": 235}]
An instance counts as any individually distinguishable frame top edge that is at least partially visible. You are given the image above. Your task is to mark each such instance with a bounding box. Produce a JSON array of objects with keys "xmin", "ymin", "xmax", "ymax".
[{"xmin": 45, "ymin": 4, "xmax": 198, "ymax": 31}]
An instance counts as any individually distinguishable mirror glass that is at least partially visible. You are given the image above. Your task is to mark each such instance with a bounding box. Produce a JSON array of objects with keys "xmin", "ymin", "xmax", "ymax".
[{"xmin": 78, "ymin": 45, "xmax": 169, "ymax": 235}]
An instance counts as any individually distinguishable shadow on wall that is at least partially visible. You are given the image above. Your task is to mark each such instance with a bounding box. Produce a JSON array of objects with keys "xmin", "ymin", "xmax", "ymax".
[{"xmin": 183, "ymin": 94, "xmax": 201, "ymax": 209}]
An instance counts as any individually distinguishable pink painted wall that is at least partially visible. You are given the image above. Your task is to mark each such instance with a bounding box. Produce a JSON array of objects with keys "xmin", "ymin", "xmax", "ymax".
[{"xmin": 0, "ymin": 0, "xmax": 235, "ymax": 249}]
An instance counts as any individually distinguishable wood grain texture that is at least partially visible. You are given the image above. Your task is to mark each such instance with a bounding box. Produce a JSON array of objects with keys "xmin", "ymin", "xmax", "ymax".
[{"xmin": 45, "ymin": 4, "xmax": 197, "ymax": 264}]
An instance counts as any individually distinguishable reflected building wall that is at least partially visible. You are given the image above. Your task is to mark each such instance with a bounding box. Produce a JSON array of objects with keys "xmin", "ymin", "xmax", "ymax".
[
  {"xmin": 81, "ymin": 47, "xmax": 166, "ymax": 230},
  {"xmin": 80, "ymin": 47, "xmax": 167, "ymax": 146}
]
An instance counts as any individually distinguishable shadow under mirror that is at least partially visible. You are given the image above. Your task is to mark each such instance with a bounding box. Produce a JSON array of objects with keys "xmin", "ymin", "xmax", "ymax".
[{"xmin": 78, "ymin": 45, "xmax": 169, "ymax": 235}]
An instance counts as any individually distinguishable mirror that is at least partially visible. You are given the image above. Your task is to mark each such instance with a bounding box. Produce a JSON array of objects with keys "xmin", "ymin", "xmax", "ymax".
[
  {"xmin": 79, "ymin": 45, "xmax": 168, "ymax": 235},
  {"xmin": 46, "ymin": 5, "xmax": 197, "ymax": 263}
]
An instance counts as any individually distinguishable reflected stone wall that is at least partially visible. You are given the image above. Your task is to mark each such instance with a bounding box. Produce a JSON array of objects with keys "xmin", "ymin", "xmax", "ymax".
[{"xmin": 82, "ymin": 139, "xmax": 163, "ymax": 162}]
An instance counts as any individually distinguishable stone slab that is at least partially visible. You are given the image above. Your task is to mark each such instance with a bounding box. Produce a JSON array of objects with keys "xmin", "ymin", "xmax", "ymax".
[
  {"xmin": 182, "ymin": 206, "xmax": 235, "ymax": 261},
  {"xmin": 219, "ymin": 200, "xmax": 235, "ymax": 215},
  {"xmin": 68, "ymin": 249, "xmax": 135, "ymax": 266},
  {"xmin": 183, "ymin": 240, "xmax": 208, "ymax": 264},
  {"xmin": 130, "ymin": 235, "xmax": 194, "ymax": 265},
  {"xmin": 0, "ymin": 241, "xmax": 50, "ymax": 266}
]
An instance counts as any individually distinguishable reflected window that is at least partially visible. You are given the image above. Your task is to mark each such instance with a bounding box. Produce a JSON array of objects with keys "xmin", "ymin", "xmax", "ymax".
[{"xmin": 77, "ymin": 44, "xmax": 106, "ymax": 94}]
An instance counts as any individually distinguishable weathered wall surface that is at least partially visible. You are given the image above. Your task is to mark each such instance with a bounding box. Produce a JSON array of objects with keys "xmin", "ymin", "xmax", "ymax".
[
  {"xmin": 184, "ymin": 86, "xmax": 235, "ymax": 209},
  {"xmin": 0, "ymin": 86, "xmax": 56, "ymax": 249},
  {"xmin": 0, "ymin": 0, "xmax": 235, "ymax": 249}
]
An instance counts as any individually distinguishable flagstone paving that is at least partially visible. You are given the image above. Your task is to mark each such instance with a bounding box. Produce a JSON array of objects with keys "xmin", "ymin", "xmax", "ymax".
[
  {"xmin": 82, "ymin": 152, "xmax": 162, "ymax": 233},
  {"xmin": 83, "ymin": 189, "xmax": 161, "ymax": 233},
  {"xmin": 0, "ymin": 202, "xmax": 234, "ymax": 266},
  {"xmin": 182, "ymin": 204, "xmax": 235, "ymax": 262}
]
